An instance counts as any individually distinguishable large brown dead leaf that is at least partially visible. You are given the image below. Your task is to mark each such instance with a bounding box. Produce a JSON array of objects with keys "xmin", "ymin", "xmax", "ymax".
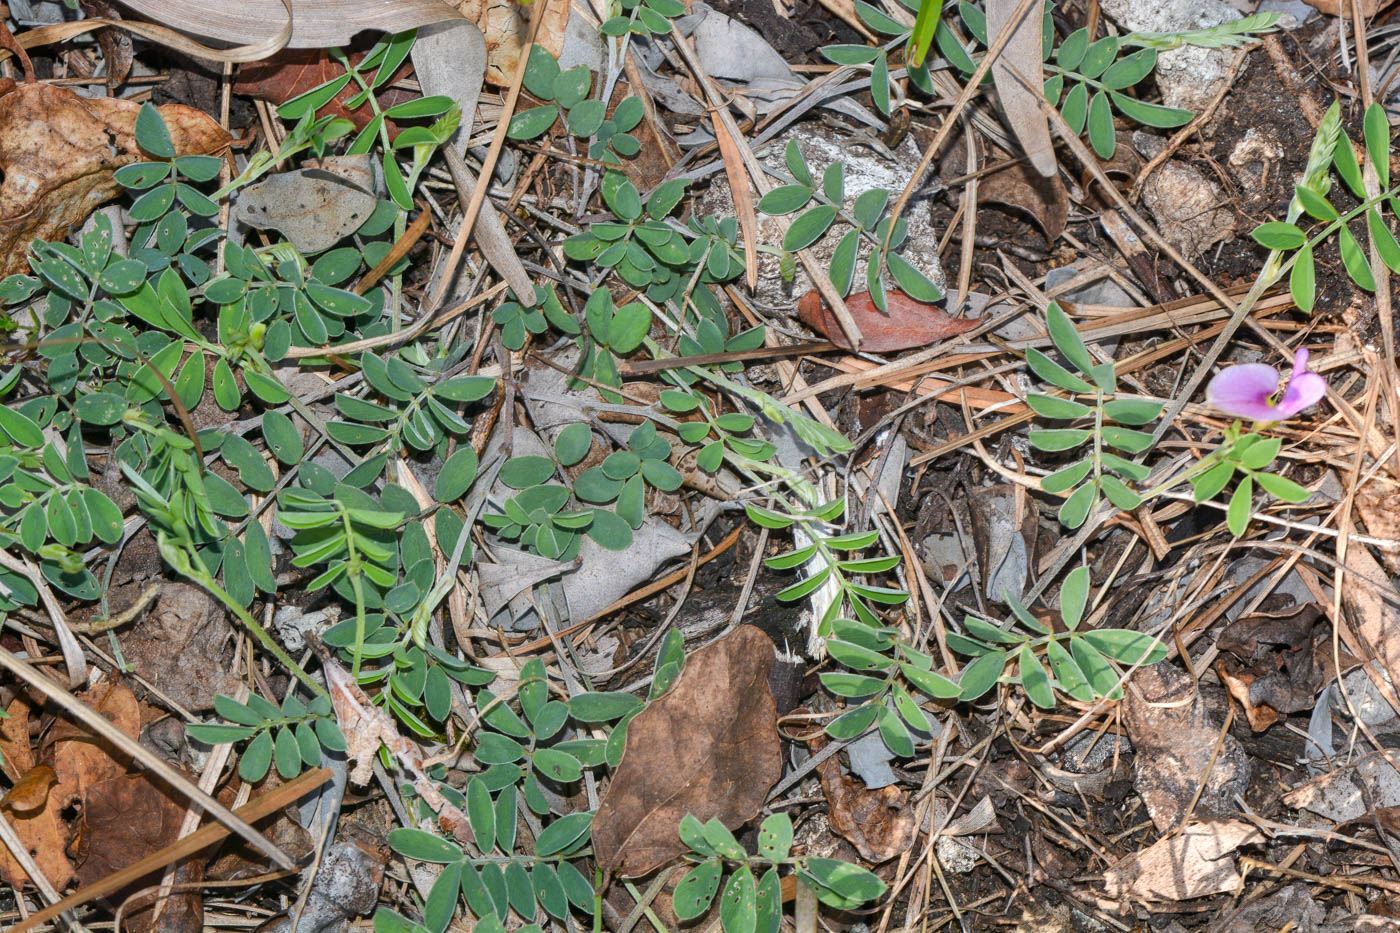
[
  {"xmin": 798, "ymin": 289, "xmax": 980, "ymax": 353},
  {"xmin": 811, "ymin": 737, "xmax": 916, "ymax": 864},
  {"xmin": 1340, "ymin": 526, "xmax": 1400, "ymax": 719},
  {"xmin": 0, "ymin": 698, "xmax": 76, "ymax": 890},
  {"xmin": 0, "ymin": 81, "xmax": 230, "ymax": 277},
  {"xmin": 941, "ymin": 139, "xmax": 1066, "ymax": 242},
  {"xmin": 1356, "ymin": 477, "xmax": 1400, "ymax": 574},
  {"xmin": 591, "ymin": 625, "xmax": 782, "ymax": 878},
  {"xmin": 234, "ymin": 48, "xmax": 415, "ymax": 135},
  {"xmin": 0, "ymin": 696, "xmax": 35, "ymax": 781}
]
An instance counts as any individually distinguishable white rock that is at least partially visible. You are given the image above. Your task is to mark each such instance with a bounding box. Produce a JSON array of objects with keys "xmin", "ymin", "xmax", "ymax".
[
  {"xmin": 698, "ymin": 123, "xmax": 946, "ymax": 311},
  {"xmin": 1101, "ymin": 0, "xmax": 1242, "ymax": 113}
]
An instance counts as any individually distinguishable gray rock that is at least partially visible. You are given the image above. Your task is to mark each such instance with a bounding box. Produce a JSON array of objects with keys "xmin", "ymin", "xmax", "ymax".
[{"xmin": 698, "ymin": 122, "xmax": 945, "ymax": 313}]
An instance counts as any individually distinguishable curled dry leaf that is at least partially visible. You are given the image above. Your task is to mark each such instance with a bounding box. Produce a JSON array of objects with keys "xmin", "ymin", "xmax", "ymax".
[
  {"xmin": 234, "ymin": 48, "xmax": 415, "ymax": 135},
  {"xmin": 1102, "ymin": 820, "xmax": 1262, "ymax": 902},
  {"xmin": 798, "ymin": 290, "xmax": 980, "ymax": 353},
  {"xmin": 1340, "ymin": 529, "xmax": 1400, "ymax": 721},
  {"xmin": 103, "ymin": 0, "xmax": 461, "ymax": 49},
  {"xmin": 811, "ymin": 735, "xmax": 917, "ymax": 863},
  {"xmin": 452, "ymin": 0, "xmax": 570, "ymax": 85},
  {"xmin": 1214, "ymin": 604, "xmax": 1325, "ymax": 732},
  {"xmin": 77, "ymin": 771, "xmax": 199, "ymax": 933},
  {"xmin": 0, "ymin": 81, "xmax": 230, "ymax": 276},
  {"xmin": 591, "ymin": 625, "xmax": 783, "ymax": 878}
]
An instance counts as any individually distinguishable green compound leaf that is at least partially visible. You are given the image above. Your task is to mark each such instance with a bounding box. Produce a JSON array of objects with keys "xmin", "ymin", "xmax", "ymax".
[
  {"xmin": 720, "ymin": 865, "xmax": 758, "ymax": 933},
  {"xmin": 1192, "ymin": 461, "xmax": 1235, "ymax": 502},
  {"xmin": 1060, "ymin": 565, "xmax": 1089, "ymax": 630},
  {"xmin": 1086, "ymin": 90, "xmax": 1116, "ymax": 159},
  {"xmin": 957, "ymin": 650, "xmax": 1006, "ymax": 700},
  {"xmin": 389, "ymin": 828, "xmax": 465, "ymax": 863},
  {"xmin": 758, "ymin": 184, "xmax": 813, "ymax": 215},
  {"xmin": 134, "ymin": 102, "xmax": 175, "ymax": 159},
  {"xmin": 1018, "ymin": 644, "xmax": 1055, "ymax": 709},
  {"xmin": 1339, "ymin": 225, "xmax": 1376, "ymax": 291},
  {"xmin": 1109, "ymin": 93, "xmax": 1191, "ymax": 128},
  {"xmin": 1082, "ymin": 629, "xmax": 1166, "ymax": 666}
]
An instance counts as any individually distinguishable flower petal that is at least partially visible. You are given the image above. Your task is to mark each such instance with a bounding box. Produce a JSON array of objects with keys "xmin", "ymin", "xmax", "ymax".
[
  {"xmin": 1277, "ymin": 371, "xmax": 1326, "ymax": 417},
  {"xmin": 1205, "ymin": 363, "xmax": 1282, "ymax": 421}
]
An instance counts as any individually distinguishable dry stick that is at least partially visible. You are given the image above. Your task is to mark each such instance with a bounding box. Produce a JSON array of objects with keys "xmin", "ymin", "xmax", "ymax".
[
  {"xmin": 354, "ymin": 201, "xmax": 432, "ymax": 295},
  {"xmin": 0, "ymin": 645, "xmax": 298, "ymax": 872},
  {"xmin": 8, "ymin": 769, "xmax": 331, "ymax": 933},
  {"xmin": 1350, "ymin": 0, "xmax": 1400, "ymax": 476},
  {"xmin": 880, "ymin": 0, "xmax": 1043, "ymax": 259},
  {"xmin": 425, "ymin": 0, "xmax": 551, "ymax": 312},
  {"xmin": 666, "ymin": 24, "xmax": 864, "ymax": 349}
]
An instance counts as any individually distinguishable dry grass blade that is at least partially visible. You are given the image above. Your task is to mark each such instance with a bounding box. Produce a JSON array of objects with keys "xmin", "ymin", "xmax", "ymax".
[
  {"xmin": 986, "ymin": 0, "xmax": 1055, "ymax": 177},
  {"xmin": 0, "ymin": 645, "xmax": 299, "ymax": 872},
  {"xmin": 8, "ymin": 769, "xmax": 330, "ymax": 933},
  {"xmin": 712, "ymin": 108, "xmax": 760, "ymax": 291}
]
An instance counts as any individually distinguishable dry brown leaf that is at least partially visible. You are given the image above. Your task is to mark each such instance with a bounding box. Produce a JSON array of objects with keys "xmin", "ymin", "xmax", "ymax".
[
  {"xmin": 0, "ymin": 696, "xmax": 35, "ymax": 782},
  {"xmin": 986, "ymin": 0, "xmax": 1055, "ymax": 177},
  {"xmin": 1102, "ymin": 820, "xmax": 1261, "ymax": 902},
  {"xmin": 798, "ymin": 289, "xmax": 980, "ymax": 353},
  {"xmin": 1214, "ymin": 604, "xmax": 1325, "ymax": 732},
  {"xmin": 99, "ymin": 0, "xmax": 461, "ymax": 49},
  {"xmin": 812, "ymin": 738, "xmax": 916, "ymax": 863},
  {"xmin": 0, "ymin": 81, "xmax": 230, "ymax": 277},
  {"xmin": 940, "ymin": 117, "xmax": 1066, "ymax": 242},
  {"xmin": 76, "ymin": 771, "xmax": 198, "ymax": 933},
  {"xmin": 0, "ymin": 779, "xmax": 76, "ymax": 890},
  {"xmin": 234, "ymin": 48, "xmax": 415, "ymax": 135},
  {"xmin": 591, "ymin": 625, "xmax": 782, "ymax": 878},
  {"xmin": 452, "ymin": 0, "xmax": 569, "ymax": 85},
  {"xmin": 51, "ymin": 679, "xmax": 142, "ymax": 812},
  {"xmin": 2, "ymin": 765, "xmax": 58, "ymax": 814},
  {"xmin": 1122, "ymin": 664, "xmax": 1251, "ymax": 832}
]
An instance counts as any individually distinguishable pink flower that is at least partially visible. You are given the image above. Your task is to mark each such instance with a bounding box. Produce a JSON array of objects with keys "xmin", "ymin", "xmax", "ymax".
[{"xmin": 1206, "ymin": 348, "xmax": 1326, "ymax": 422}]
